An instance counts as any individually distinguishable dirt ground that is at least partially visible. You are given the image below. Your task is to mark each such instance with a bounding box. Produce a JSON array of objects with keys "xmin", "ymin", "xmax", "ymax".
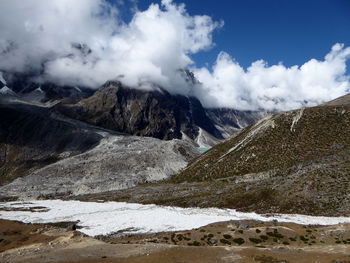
[{"xmin": 1, "ymin": 219, "xmax": 350, "ymax": 263}]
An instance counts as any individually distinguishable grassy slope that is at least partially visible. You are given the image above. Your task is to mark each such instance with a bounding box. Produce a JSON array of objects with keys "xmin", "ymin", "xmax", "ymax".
[{"xmin": 172, "ymin": 105, "xmax": 350, "ymax": 182}]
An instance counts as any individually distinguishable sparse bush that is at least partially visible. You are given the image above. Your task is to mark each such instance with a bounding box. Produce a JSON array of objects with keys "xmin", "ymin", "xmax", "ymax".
[
  {"xmin": 188, "ymin": 241, "xmax": 201, "ymax": 246},
  {"xmin": 220, "ymin": 239, "xmax": 231, "ymax": 245},
  {"xmin": 233, "ymin": 238, "xmax": 245, "ymax": 245},
  {"xmin": 249, "ymin": 237, "xmax": 262, "ymax": 244},
  {"xmin": 260, "ymin": 235, "xmax": 269, "ymax": 241},
  {"xmin": 300, "ymin": 235, "xmax": 308, "ymax": 242},
  {"xmin": 255, "ymin": 229, "xmax": 261, "ymax": 233}
]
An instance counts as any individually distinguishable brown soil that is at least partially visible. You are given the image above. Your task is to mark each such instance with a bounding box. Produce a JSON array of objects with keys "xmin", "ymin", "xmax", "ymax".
[
  {"xmin": 0, "ymin": 219, "xmax": 56, "ymax": 253},
  {"xmin": 1, "ymin": 219, "xmax": 350, "ymax": 263}
]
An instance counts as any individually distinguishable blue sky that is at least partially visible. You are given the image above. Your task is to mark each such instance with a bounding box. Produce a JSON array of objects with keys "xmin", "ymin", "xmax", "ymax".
[
  {"xmin": 126, "ymin": 0, "xmax": 350, "ymax": 69},
  {"xmin": 2, "ymin": 0, "xmax": 349, "ymax": 110}
]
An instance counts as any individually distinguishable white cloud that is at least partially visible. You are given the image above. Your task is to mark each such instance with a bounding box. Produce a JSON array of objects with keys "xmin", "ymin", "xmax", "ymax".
[
  {"xmin": 0, "ymin": 0, "xmax": 220, "ymax": 95},
  {"xmin": 193, "ymin": 43, "xmax": 350, "ymax": 111},
  {"xmin": 0, "ymin": 0, "xmax": 349, "ymax": 111}
]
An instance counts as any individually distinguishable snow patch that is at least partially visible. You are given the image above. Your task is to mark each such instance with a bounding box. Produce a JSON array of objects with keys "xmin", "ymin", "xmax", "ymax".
[
  {"xmin": 290, "ymin": 108, "xmax": 304, "ymax": 132},
  {"xmin": 219, "ymin": 115, "xmax": 275, "ymax": 160},
  {"xmin": 74, "ymin": 86, "xmax": 82, "ymax": 92},
  {"xmin": 35, "ymin": 87, "xmax": 44, "ymax": 93},
  {"xmin": 195, "ymin": 127, "xmax": 220, "ymax": 148},
  {"xmin": 0, "ymin": 86, "xmax": 16, "ymax": 95},
  {"xmin": 0, "ymin": 72, "xmax": 6, "ymax": 85},
  {"xmin": 1, "ymin": 200, "xmax": 350, "ymax": 237}
]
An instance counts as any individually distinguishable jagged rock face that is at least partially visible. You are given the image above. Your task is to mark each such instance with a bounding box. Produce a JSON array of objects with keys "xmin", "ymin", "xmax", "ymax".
[
  {"xmin": 0, "ymin": 102, "xmax": 103, "ymax": 186},
  {"xmin": 205, "ymin": 108, "xmax": 270, "ymax": 138},
  {"xmin": 56, "ymin": 81, "xmax": 223, "ymax": 140},
  {"xmin": 1, "ymin": 71, "xmax": 94, "ymax": 103}
]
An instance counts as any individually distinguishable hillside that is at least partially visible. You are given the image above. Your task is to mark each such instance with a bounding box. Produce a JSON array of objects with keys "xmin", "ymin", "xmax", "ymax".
[{"xmin": 81, "ymin": 95, "xmax": 350, "ymax": 216}]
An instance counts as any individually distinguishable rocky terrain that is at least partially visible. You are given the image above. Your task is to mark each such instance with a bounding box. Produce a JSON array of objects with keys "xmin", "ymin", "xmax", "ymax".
[
  {"xmin": 75, "ymin": 94, "xmax": 350, "ymax": 216},
  {"xmin": 0, "ymin": 98, "xmax": 199, "ymax": 199},
  {"xmin": 55, "ymin": 80, "xmax": 223, "ymax": 142}
]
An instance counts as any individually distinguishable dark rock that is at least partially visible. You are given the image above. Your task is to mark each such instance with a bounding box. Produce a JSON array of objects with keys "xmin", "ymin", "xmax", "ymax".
[{"xmin": 56, "ymin": 81, "xmax": 222, "ymax": 141}]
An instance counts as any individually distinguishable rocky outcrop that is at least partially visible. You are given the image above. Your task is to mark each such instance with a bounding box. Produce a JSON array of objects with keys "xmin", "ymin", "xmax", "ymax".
[
  {"xmin": 56, "ymin": 81, "xmax": 223, "ymax": 141},
  {"xmin": 205, "ymin": 108, "xmax": 271, "ymax": 138}
]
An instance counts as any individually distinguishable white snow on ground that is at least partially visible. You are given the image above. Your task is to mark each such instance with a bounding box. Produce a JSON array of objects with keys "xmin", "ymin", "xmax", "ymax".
[
  {"xmin": 219, "ymin": 115, "xmax": 275, "ymax": 161},
  {"xmin": 1, "ymin": 200, "xmax": 350, "ymax": 237},
  {"xmin": 0, "ymin": 71, "xmax": 6, "ymax": 85},
  {"xmin": 290, "ymin": 108, "xmax": 304, "ymax": 132},
  {"xmin": 0, "ymin": 86, "xmax": 15, "ymax": 95}
]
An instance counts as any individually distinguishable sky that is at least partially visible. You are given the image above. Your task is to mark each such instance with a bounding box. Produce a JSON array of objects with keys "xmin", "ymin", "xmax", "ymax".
[
  {"xmin": 0, "ymin": 0, "xmax": 349, "ymax": 111},
  {"xmin": 133, "ymin": 0, "xmax": 350, "ymax": 68}
]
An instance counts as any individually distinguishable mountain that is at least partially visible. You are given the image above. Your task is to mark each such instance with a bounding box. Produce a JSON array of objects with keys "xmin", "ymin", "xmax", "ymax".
[
  {"xmin": 164, "ymin": 94, "xmax": 350, "ymax": 215},
  {"xmin": 0, "ymin": 101, "xmax": 102, "ymax": 186},
  {"xmin": 0, "ymin": 100, "xmax": 199, "ymax": 199},
  {"xmin": 205, "ymin": 108, "xmax": 271, "ymax": 138},
  {"xmin": 55, "ymin": 80, "xmax": 223, "ymax": 142},
  {"xmin": 0, "ymin": 71, "xmax": 94, "ymax": 103},
  {"xmin": 1, "ymin": 71, "xmax": 267, "ymax": 146}
]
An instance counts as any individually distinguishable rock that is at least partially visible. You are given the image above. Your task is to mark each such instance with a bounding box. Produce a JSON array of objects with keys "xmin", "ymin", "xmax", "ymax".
[{"xmin": 209, "ymin": 238, "xmax": 217, "ymax": 245}]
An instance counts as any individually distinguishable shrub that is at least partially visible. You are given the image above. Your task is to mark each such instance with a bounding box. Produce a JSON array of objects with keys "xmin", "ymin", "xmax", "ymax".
[
  {"xmin": 223, "ymin": 234, "xmax": 232, "ymax": 239},
  {"xmin": 255, "ymin": 229, "xmax": 261, "ymax": 233},
  {"xmin": 220, "ymin": 239, "xmax": 232, "ymax": 245},
  {"xmin": 249, "ymin": 238, "xmax": 262, "ymax": 244},
  {"xmin": 176, "ymin": 234, "xmax": 183, "ymax": 241},
  {"xmin": 188, "ymin": 241, "xmax": 201, "ymax": 246},
  {"xmin": 300, "ymin": 235, "xmax": 309, "ymax": 242},
  {"xmin": 260, "ymin": 235, "xmax": 269, "ymax": 241},
  {"xmin": 233, "ymin": 238, "xmax": 245, "ymax": 245}
]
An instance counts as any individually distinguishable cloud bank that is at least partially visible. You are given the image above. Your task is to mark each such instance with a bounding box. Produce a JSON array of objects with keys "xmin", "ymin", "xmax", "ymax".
[
  {"xmin": 194, "ymin": 44, "xmax": 350, "ymax": 110},
  {"xmin": 0, "ymin": 0, "xmax": 349, "ymax": 111}
]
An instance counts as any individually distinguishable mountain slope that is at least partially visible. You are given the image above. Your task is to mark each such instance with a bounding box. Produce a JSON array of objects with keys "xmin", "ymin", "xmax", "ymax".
[
  {"xmin": 0, "ymin": 102, "xmax": 102, "ymax": 186},
  {"xmin": 149, "ymin": 96, "xmax": 350, "ymax": 215},
  {"xmin": 0, "ymin": 100, "xmax": 199, "ymax": 199},
  {"xmin": 174, "ymin": 104, "xmax": 350, "ymax": 182},
  {"xmin": 56, "ymin": 80, "xmax": 223, "ymax": 141}
]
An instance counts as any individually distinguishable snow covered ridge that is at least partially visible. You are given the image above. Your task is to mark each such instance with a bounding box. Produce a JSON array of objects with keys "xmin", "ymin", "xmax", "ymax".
[{"xmin": 1, "ymin": 200, "xmax": 350, "ymax": 237}]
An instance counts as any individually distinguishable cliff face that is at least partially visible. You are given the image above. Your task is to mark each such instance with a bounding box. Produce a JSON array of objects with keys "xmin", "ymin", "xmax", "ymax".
[{"xmin": 56, "ymin": 81, "xmax": 223, "ymax": 141}]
